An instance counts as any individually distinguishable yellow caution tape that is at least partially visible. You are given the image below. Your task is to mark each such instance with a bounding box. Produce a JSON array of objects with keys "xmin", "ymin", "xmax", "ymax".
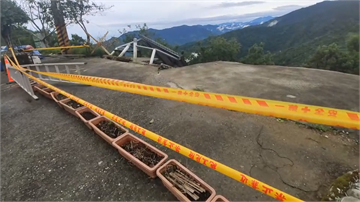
[
  {"xmin": 23, "ymin": 45, "xmax": 90, "ymax": 51},
  {"xmin": 6, "ymin": 55, "xmax": 303, "ymax": 201},
  {"xmin": 14, "ymin": 63, "xmax": 360, "ymax": 130}
]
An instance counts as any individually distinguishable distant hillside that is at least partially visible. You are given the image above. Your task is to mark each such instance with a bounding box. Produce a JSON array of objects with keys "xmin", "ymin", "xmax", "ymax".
[
  {"xmin": 117, "ymin": 16, "xmax": 275, "ymax": 45},
  {"xmin": 180, "ymin": 0, "xmax": 360, "ymax": 66}
]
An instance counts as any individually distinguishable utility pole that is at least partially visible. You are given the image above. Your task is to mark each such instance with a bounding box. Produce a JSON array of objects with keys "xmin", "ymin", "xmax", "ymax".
[{"xmin": 51, "ymin": 0, "xmax": 70, "ymax": 54}]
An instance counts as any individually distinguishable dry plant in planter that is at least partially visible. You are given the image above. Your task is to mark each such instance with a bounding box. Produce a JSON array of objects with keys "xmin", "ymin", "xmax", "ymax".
[
  {"xmin": 157, "ymin": 159, "xmax": 216, "ymax": 201},
  {"xmin": 59, "ymin": 98, "xmax": 86, "ymax": 117},
  {"xmin": 112, "ymin": 133, "xmax": 168, "ymax": 178},
  {"xmin": 89, "ymin": 116, "xmax": 129, "ymax": 144}
]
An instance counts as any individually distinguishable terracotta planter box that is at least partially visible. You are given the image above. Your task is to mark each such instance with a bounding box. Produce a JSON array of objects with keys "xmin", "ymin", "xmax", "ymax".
[
  {"xmin": 59, "ymin": 98, "xmax": 86, "ymax": 117},
  {"xmin": 50, "ymin": 92, "xmax": 68, "ymax": 108},
  {"xmin": 32, "ymin": 83, "xmax": 44, "ymax": 92},
  {"xmin": 75, "ymin": 107, "xmax": 100, "ymax": 129},
  {"xmin": 112, "ymin": 133, "xmax": 168, "ymax": 178},
  {"xmin": 211, "ymin": 195, "xmax": 230, "ymax": 202},
  {"xmin": 89, "ymin": 116, "xmax": 129, "ymax": 144},
  {"xmin": 157, "ymin": 159, "xmax": 216, "ymax": 202},
  {"xmin": 34, "ymin": 86, "xmax": 54, "ymax": 99}
]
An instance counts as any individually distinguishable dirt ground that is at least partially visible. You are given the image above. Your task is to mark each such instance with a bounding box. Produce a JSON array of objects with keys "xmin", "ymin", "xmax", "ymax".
[{"xmin": 1, "ymin": 58, "xmax": 359, "ymax": 201}]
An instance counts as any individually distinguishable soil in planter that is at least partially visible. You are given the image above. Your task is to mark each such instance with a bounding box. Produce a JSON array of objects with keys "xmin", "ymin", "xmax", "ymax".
[
  {"xmin": 55, "ymin": 94, "xmax": 67, "ymax": 100},
  {"xmin": 65, "ymin": 100, "xmax": 84, "ymax": 109},
  {"xmin": 80, "ymin": 112, "xmax": 96, "ymax": 120},
  {"xmin": 163, "ymin": 165, "xmax": 211, "ymax": 201},
  {"xmin": 121, "ymin": 140, "xmax": 163, "ymax": 167},
  {"xmin": 96, "ymin": 120, "xmax": 126, "ymax": 138},
  {"xmin": 38, "ymin": 85, "xmax": 47, "ymax": 89}
]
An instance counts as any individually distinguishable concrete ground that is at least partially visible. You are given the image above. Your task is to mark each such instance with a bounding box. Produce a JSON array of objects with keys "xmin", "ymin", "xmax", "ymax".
[{"xmin": 1, "ymin": 58, "xmax": 359, "ymax": 201}]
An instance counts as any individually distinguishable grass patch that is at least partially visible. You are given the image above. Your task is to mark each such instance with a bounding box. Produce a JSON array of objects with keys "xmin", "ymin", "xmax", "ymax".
[
  {"xmin": 193, "ymin": 87, "xmax": 205, "ymax": 92},
  {"xmin": 321, "ymin": 170, "xmax": 359, "ymax": 201},
  {"xmin": 275, "ymin": 117, "xmax": 288, "ymax": 122}
]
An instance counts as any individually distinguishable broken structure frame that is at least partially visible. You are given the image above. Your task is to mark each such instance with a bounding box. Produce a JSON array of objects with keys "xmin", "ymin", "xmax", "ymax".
[{"xmin": 110, "ymin": 38, "xmax": 180, "ymax": 65}]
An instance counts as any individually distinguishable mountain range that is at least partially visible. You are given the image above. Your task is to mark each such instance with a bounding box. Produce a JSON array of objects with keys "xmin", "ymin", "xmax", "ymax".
[
  {"xmin": 202, "ymin": 16, "xmax": 274, "ymax": 34},
  {"xmin": 118, "ymin": 16, "xmax": 275, "ymax": 45},
  {"xmin": 179, "ymin": 0, "xmax": 360, "ymax": 66}
]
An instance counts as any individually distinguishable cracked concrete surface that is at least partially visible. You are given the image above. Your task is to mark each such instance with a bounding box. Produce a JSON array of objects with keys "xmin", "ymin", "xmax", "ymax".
[{"xmin": 1, "ymin": 58, "xmax": 359, "ymax": 201}]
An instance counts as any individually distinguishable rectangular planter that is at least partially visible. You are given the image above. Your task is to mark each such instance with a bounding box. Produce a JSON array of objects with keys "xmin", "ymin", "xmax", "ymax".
[
  {"xmin": 75, "ymin": 107, "xmax": 100, "ymax": 129},
  {"xmin": 156, "ymin": 159, "xmax": 216, "ymax": 202},
  {"xmin": 50, "ymin": 92, "xmax": 68, "ymax": 108},
  {"xmin": 89, "ymin": 116, "xmax": 129, "ymax": 144},
  {"xmin": 34, "ymin": 86, "xmax": 54, "ymax": 99},
  {"xmin": 112, "ymin": 133, "xmax": 168, "ymax": 178},
  {"xmin": 32, "ymin": 83, "xmax": 44, "ymax": 92},
  {"xmin": 59, "ymin": 98, "xmax": 86, "ymax": 117},
  {"xmin": 211, "ymin": 195, "xmax": 230, "ymax": 202}
]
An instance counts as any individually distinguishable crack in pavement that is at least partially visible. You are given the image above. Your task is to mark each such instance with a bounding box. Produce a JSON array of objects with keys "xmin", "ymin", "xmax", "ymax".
[
  {"xmin": 252, "ymin": 126, "xmax": 321, "ymax": 193},
  {"xmin": 255, "ymin": 126, "xmax": 294, "ymax": 167}
]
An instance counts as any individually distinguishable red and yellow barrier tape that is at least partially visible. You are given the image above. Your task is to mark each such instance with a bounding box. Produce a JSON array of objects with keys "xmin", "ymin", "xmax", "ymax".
[
  {"xmin": 5, "ymin": 54, "xmax": 303, "ymax": 201},
  {"xmin": 12, "ymin": 59, "xmax": 360, "ymax": 130},
  {"xmin": 23, "ymin": 45, "xmax": 90, "ymax": 51}
]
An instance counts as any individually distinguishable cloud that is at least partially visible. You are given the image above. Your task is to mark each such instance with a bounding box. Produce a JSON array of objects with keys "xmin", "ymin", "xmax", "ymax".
[
  {"xmin": 64, "ymin": 0, "xmax": 322, "ymax": 39},
  {"xmin": 216, "ymin": 1, "xmax": 265, "ymax": 8},
  {"xmin": 100, "ymin": 4, "xmax": 304, "ymax": 28},
  {"xmin": 273, "ymin": 5, "xmax": 304, "ymax": 11}
]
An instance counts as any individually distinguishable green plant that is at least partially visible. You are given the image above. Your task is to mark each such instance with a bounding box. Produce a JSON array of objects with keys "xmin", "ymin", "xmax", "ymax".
[
  {"xmin": 241, "ymin": 42, "xmax": 274, "ymax": 65},
  {"xmin": 190, "ymin": 36, "xmax": 240, "ymax": 64},
  {"xmin": 193, "ymin": 87, "xmax": 204, "ymax": 92}
]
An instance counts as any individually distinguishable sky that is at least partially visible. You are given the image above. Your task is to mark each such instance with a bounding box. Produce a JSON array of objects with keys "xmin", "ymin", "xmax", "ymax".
[{"xmin": 31, "ymin": 0, "xmax": 325, "ymax": 39}]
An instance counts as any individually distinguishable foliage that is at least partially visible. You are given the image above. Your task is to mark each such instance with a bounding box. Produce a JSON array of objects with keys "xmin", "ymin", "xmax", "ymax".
[
  {"xmin": 21, "ymin": 0, "xmax": 54, "ymax": 47},
  {"xmin": 189, "ymin": 37, "xmax": 240, "ymax": 64},
  {"xmin": 70, "ymin": 34, "xmax": 86, "ymax": 45},
  {"xmin": 306, "ymin": 34, "xmax": 359, "ymax": 74},
  {"xmin": 62, "ymin": 0, "xmax": 113, "ymax": 43},
  {"xmin": 346, "ymin": 33, "xmax": 359, "ymax": 53},
  {"xmin": 1, "ymin": 0, "xmax": 29, "ymax": 46},
  {"xmin": 179, "ymin": 0, "xmax": 359, "ymax": 74},
  {"xmin": 1, "ymin": 26, "xmax": 35, "ymax": 47},
  {"xmin": 39, "ymin": 46, "xmax": 103, "ymax": 57},
  {"xmin": 241, "ymin": 42, "xmax": 274, "ymax": 65}
]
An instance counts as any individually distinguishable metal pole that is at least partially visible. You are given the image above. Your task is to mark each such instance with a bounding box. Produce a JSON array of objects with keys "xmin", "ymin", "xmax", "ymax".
[{"xmin": 133, "ymin": 38, "xmax": 137, "ymax": 62}]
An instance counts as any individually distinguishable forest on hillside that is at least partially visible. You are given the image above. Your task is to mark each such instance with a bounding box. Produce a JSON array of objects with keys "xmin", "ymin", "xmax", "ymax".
[{"xmin": 180, "ymin": 0, "xmax": 360, "ymax": 74}]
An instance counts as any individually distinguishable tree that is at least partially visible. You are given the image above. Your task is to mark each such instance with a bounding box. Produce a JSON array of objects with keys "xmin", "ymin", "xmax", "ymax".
[
  {"xmin": 1, "ymin": 0, "xmax": 29, "ymax": 46},
  {"xmin": 346, "ymin": 33, "xmax": 359, "ymax": 53},
  {"xmin": 190, "ymin": 37, "xmax": 241, "ymax": 64},
  {"xmin": 118, "ymin": 25, "xmax": 136, "ymax": 43},
  {"xmin": 62, "ymin": 0, "xmax": 113, "ymax": 44},
  {"xmin": 70, "ymin": 34, "xmax": 86, "ymax": 45},
  {"xmin": 241, "ymin": 42, "xmax": 274, "ymax": 65},
  {"xmin": 119, "ymin": 23, "xmax": 155, "ymax": 43},
  {"xmin": 21, "ymin": 0, "xmax": 54, "ymax": 47},
  {"xmin": 307, "ymin": 39, "xmax": 359, "ymax": 74}
]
